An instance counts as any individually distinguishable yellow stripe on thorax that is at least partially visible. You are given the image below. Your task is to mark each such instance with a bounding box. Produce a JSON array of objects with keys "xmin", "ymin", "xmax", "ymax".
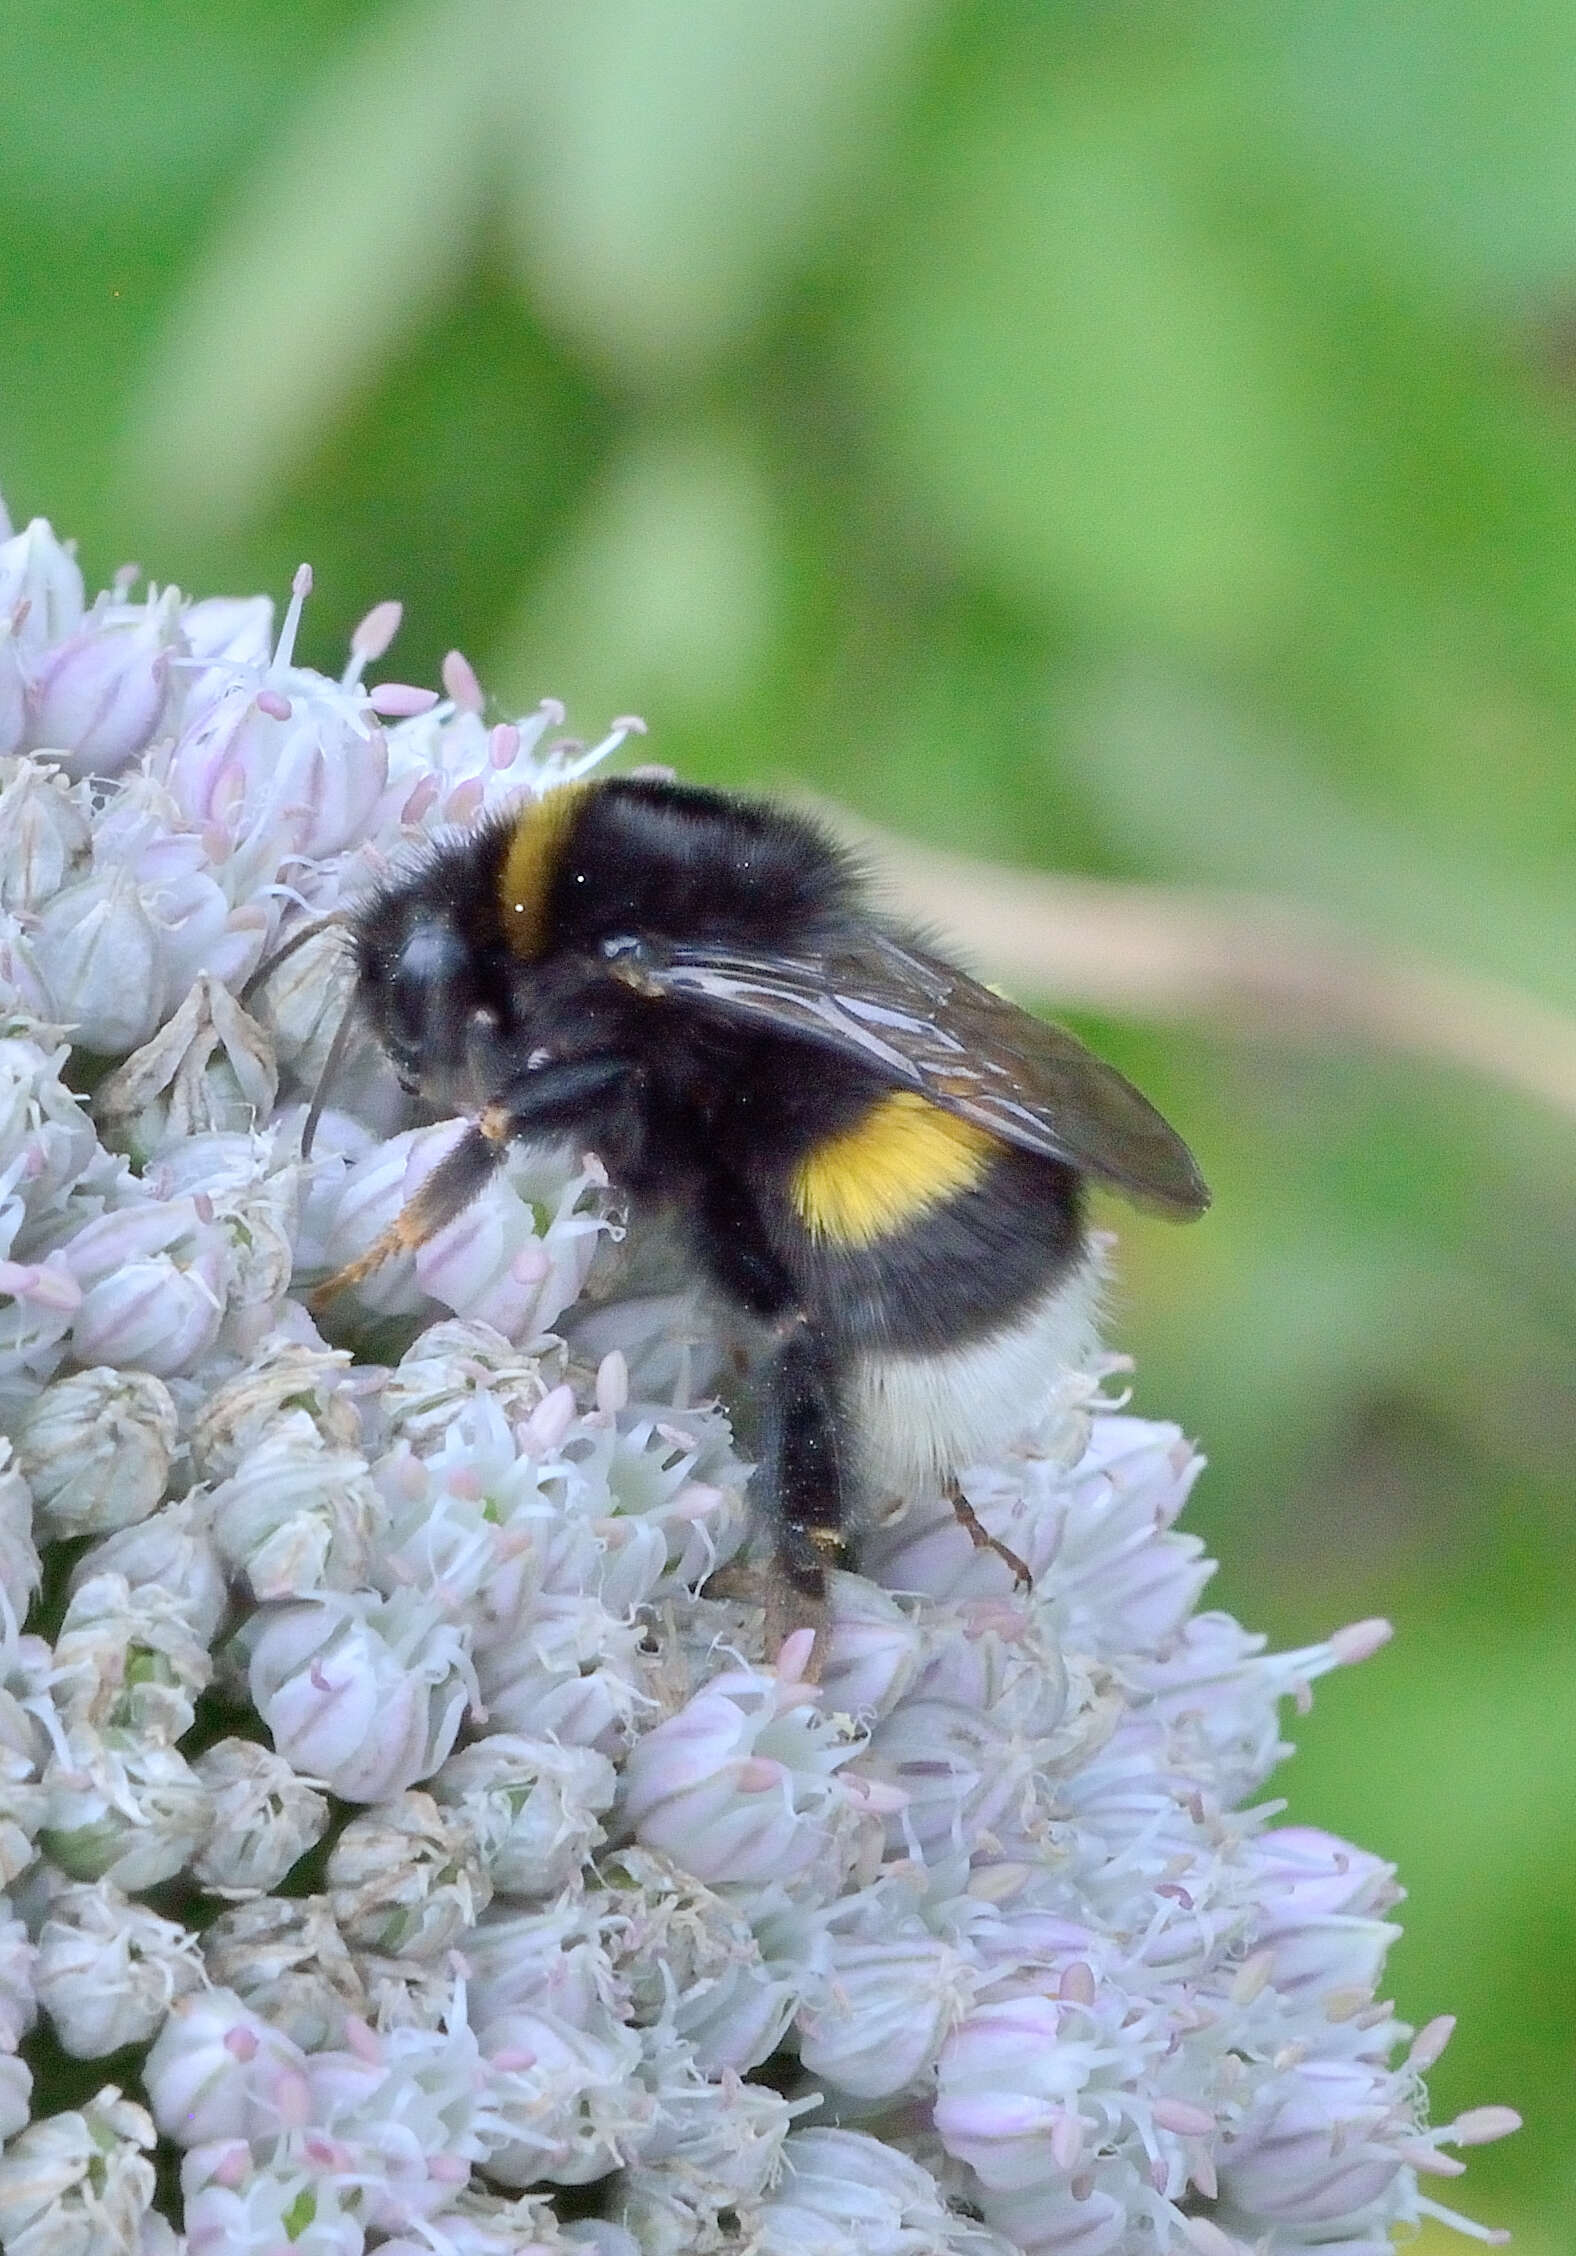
[
  {"xmin": 497, "ymin": 783, "xmax": 592, "ymax": 959},
  {"xmin": 791, "ymin": 1089, "xmax": 996, "ymax": 1246}
]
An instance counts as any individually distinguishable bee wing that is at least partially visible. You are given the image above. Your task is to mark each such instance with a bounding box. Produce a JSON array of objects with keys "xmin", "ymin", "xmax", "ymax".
[{"xmin": 627, "ymin": 927, "xmax": 1209, "ymax": 1217}]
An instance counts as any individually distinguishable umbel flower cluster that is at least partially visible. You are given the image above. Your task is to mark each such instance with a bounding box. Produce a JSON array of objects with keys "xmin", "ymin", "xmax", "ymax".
[{"xmin": 0, "ymin": 496, "xmax": 1515, "ymax": 2255}]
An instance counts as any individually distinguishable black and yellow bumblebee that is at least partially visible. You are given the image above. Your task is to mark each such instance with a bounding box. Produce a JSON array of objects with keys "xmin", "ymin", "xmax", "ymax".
[{"xmin": 317, "ymin": 775, "xmax": 1208, "ymax": 1618}]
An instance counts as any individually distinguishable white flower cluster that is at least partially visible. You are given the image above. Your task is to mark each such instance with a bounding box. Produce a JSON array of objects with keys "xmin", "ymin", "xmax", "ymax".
[{"xmin": 0, "ymin": 496, "xmax": 1515, "ymax": 2254}]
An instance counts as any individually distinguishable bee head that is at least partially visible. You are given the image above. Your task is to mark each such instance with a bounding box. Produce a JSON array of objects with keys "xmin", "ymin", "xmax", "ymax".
[{"xmin": 354, "ymin": 886, "xmax": 499, "ymax": 1103}]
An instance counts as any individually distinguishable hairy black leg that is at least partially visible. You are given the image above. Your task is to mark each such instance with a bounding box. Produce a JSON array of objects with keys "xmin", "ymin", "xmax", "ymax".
[
  {"xmin": 758, "ymin": 1319, "xmax": 852, "ymax": 1604},
  {"xmin": 693, "ymin": 1164, "xmax": 854, "ymax": 1640},
  {"xmin": 942, "ymin": 1472, "xmax": 1033, "ymax": 1590}
]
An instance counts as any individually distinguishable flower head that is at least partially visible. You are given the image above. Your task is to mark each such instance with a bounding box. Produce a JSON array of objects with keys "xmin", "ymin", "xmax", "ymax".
[{"xmin": 0, "ymin": 489, "xmax": 1513, "ymax": 2254}]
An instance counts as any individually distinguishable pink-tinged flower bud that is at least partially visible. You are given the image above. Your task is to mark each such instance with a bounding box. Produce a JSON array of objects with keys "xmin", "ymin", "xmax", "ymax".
[
  {"xmin": 0, "ymin": 756, "xmax": 91, "ymax": 908},
  {"xmin": 619, "ymin": 1658, "xmax": 871, "ymax": 1888},
  {"xmin": 0, "ymin": 517, "xmax": 84, "ymax": 658},
  {"xmin": 144, "ymin": 1987, "xmax": 311, "ymax": 2147},
  {"xmin": 1217, "ymin": 2055, "xmax": 1405, "ymax": 2222},
  {"xmin": 242, "ymin": 1588, "xmax": 477, "ymax": 1803},
  {"xmin": 974, "ymin": 2179, "xmax": 1127, "ymax": 2256},
  {"xmin": 14, "ymin": 1364, "xmax": 176, "ymax": 1539},
  {"xmin": 326, "ymin": 1791, "xmax": 490, "ymax": 1959},
  {"xmin": 0, "ymin": 2086, "xmax": 155, "ymax": 2254},
  {"xmin": 189, "ymin": 1738, "xmax": 330, "ymax": 1897},
  {"xmin": 29, "ymin": 585, "xmax": 189, "ymax": 779},
  {"xmin": 480, "ymin": 2003, "xmax": 651, "ymax": 2187},
  {"xmin": 51, "ymin": 1572, "xmax": 212, "ymax": 1744},
  {"xmin": 935, "ymin": 1994, "xmax": 1104, "ymax": 2192},
  {"xmin": 34, "ymin": 1877, "xmax": 202, "ymax": 2057},
  {"xmin": 63, "ymin": 1194, "xmax": 230, "ymax": 1376},
  {"xmin": 31, "ymin": 869, "xmax": 165, "ymax": 1054},
  {"xmin": 93, "ymin": 974, "xmax": 277, "ymax": 1161},
  {"xmin": 40, "ymin": 1729, "xmax": 213, "ymax": 1890},
  {"xmin": 817, "ymin": 1576, "xmax": 925, "ymax": 1718},
  {"xmin": 199, "ymin": 1896, "xmax": 363, "ymax": 2053},
  {"xmin": 166, "ymin": 638, "xmax": 388, "ymax": 867},
  {"xmin": 71, "ymin": 1494, "xmax": 228, "ymax": 1645},
  {"xmin": 796, "ymin": 1925, "xmax": 975, "ymax": 2100},
  {"xmin": 430, "ymin": 1734, "xmax": 616, "ymax": 1899},
  {"xmin": 1246, "ymin": 1827, "xmax": 1402, "ymax": 1999}
]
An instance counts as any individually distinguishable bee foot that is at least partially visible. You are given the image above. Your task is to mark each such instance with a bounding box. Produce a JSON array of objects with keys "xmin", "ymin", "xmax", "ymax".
[{"xmin": 943, "ymin": 1476, "xmax": 1033, "ymax": 1591}]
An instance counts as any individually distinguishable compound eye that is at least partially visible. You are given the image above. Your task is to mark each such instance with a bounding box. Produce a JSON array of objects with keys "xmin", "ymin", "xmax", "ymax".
[{"xmin": 386, "ymin": 921, "xmax": 467, "ymax": 1059}]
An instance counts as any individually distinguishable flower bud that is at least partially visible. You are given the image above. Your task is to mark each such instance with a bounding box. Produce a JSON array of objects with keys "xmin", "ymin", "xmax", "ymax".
[
  {"xmin": 144, "ymin": 1986, "xmax": 310, "ymax": 2147},
  {"xmin": 0, "ymin": 2087, "xmax": 156, "ymax": 2256},
  {"xmin": 13, "ymin": 1365, "xmax": 176, "ymax": 1539},
  {"xmin": 207, "ymin": 1421, "xmax": 378, "ymax": 1600},
  {"xmin": 326, "ymin": 1791, "xmax": 490, "ymax": 1960},
  {"xmin": 93, "ymin": 974, "xmax": 276, "ymax": 1160},
  {"xmin": 597, "ymin": 1847, "xmax": 799, "ymax": 2075},
  {"xmin": 189, "ymin": 1738, "xmax": 330, "ymax": 1897},
  {"xmin": 71, "ymin": 1494, "xmax": 228, "ymax": 1645},
  {"xmin": 51, "ymin": 1572, "xmax": 212, "ymax": 1743},
  {"xmin": 756, "ymin": 2130, "xmax": 1009, "ymax": 2256},
  {"xmin": 0, "ymin": 757, "xmax": 91, "ymax": 909},
  {"xmin": 242, "ymin": 1588, "xmax": 477, "ymax": 1803},
  {"xmin": 619, "ymin": 1658, "xmax": 873, "ymax": 1889},
  {"xmin": 187, "ymin": 1331, "xmax": 362, "ymax": 1481},
  {"xmin": 935, "ymin": 1994, "xmax": 1101, "ymax": 2193},
  {"xmin": 199, "ymin": 1896, "xmax": 363, "ymax": 2052},
  {"xmin": 0, "ymin": 518, "xmax": 84, "ymax": 659},
  {"xmin": 472, "ymin": 1592, "xmax": 647, "ymax": 1752},
  {"xmin": 0, "ymin": 2055, "xmax": 29, "ymax": 2144},
  {"xmin": 40, "ymin": 1729, "xmax": 212, "ymax": 1890},
  {"xmin": 479, "ymin": 2004, "xmax": 650, "ymax": 2188},
  {"xmin": 0, "ymin": 1442, "xmax": 41, "ymax": 1619},
  {"xmin": 63, "ymin": 1194, "xmax": 230, "ymax": 1375},
  {"xmin": 29, "ymin": 585, "xmax": 189, "ymax": 779},
  {"xmin": 31, "ymin": 870, "xmax": 165, "ymax": 1054},
  {"xmin": 34, "ymin": 1877, "xmax": 202, "ymax": 2056},
  {"xmin": 429, "ymin": 1734, "xmax": 615, "ymax": 1899},
  {"xmin": 797, "ymin": 1925, "xmax": 974, "ymax": 2100}
]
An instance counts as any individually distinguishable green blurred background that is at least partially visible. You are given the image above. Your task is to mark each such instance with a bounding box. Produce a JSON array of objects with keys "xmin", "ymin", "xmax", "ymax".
[{"xmin": 2, "ymin": 0, "xmax": 1571, "ymax": 2236}]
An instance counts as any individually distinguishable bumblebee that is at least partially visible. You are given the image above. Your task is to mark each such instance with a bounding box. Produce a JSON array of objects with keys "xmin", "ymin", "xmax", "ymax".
[{"xmin": 317, "ymin": 776, "xmax": 1208, "ymax": 1618}]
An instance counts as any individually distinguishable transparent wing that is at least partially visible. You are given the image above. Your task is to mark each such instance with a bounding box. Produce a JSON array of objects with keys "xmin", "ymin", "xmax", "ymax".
[{"xmin": 615, "ymin": 926, "xmax": 1209, "ymax": 1217}]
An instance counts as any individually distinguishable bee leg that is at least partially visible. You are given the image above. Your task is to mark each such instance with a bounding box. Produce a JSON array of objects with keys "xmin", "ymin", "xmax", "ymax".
[
  {"xmin": 755, "ymin": 1317, "xmax": 852, "ymax": 1674},
  {"xmin": 311, "ymin": 1052, "xmax": 636, "ymax": 1311},
  {"xmin": 310, "ymin": 1120, "xmax": 506, "ymax": 1311},
  {"xmin": 942, "ymin": 1473, "xmax": 1033, "ymax": 1591}
]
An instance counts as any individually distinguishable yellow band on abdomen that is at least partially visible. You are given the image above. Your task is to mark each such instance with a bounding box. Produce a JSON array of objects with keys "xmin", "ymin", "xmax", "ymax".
[{"xmin": 790, "ymin": 1089, "xmax": 996, "ymax": 1246}]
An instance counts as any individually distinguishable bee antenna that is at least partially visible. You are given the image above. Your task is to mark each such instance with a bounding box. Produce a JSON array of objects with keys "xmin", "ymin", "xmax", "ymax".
[
  {"xmin": 300, "ymin": 999, "xmax": 360, "ymax": 1160},
  {"xmin": 241, "ymin": 911, "xmax": 352, "ymax": 1006}
]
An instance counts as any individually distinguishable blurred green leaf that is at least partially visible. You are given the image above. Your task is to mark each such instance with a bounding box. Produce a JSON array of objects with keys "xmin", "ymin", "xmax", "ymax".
[
  {"xmin": 500, "ymin": 0, "xmax": 938, "ymax": 378},
  {"xmin": 862, "ymin": 50, "xmax": 1332, "ymax": 653}
]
